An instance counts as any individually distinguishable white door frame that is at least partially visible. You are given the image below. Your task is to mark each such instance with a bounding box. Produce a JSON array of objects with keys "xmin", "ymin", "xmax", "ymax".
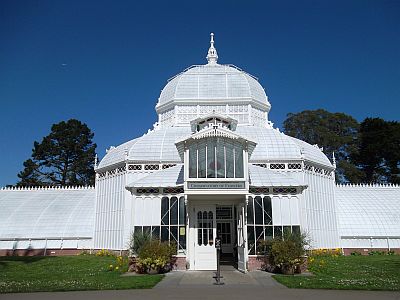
[
  {"xmin": 192, "ymin": 204, "xmax": 217, "ymax": 270},
  {"xmin": 236, "ymin": 201, "xmax": 248, "ymax": 273}
]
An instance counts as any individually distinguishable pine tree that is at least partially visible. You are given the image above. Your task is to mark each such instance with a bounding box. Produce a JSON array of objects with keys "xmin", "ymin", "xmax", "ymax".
[{"xmin": 17, "ymin": 119, "xmax": 97, "ymax": 186}]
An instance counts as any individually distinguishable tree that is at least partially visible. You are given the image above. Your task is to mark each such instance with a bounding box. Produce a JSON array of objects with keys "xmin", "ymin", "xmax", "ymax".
[
  {"xmin": 355, "ymin": 118, "xmax": 400, "ymax": 184},
  {"xmin": 17, "ymin": 119, "xmax": 97, "ymax": 186},
  {"xmin": 283, "ymin": 109, "xmax": 360, "ymax": 183}
]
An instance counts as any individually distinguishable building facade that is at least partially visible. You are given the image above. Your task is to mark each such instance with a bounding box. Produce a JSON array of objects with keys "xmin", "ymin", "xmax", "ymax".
[{"xmin": 1, "ymin": 34, "xmax": 399, "ymax": 270}]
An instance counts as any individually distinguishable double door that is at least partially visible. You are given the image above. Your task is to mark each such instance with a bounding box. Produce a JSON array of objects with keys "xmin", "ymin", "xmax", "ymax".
[{"xmin": 193, "ymin": 203, "xmax": 247, "ymax": 272}]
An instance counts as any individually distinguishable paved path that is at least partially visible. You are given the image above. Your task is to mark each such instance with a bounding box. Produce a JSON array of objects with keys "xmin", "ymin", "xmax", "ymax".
[
  {"xmin": 156, "ymin": 269, "xmax": 286, "ymax": 288},
  {"xmin": 1, "ymin": 270, "xmax": 399, "ymax": 300}
]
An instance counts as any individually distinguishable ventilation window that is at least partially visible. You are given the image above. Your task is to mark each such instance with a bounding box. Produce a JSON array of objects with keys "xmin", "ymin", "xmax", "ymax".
[
  {"xmin": 144, "ymin": 164, "xmax": 160, "ymax": 171},
  {"xmin": 272, "ymin": 187, "xmax": 297, "ymax": 194},
  {"xmin": 249, "ymin": 187, "xmax": 270, "ymax": 194},
  {"xmin": 288, "ymin": 163, "xmax": 302, "ymax": 170},
  {"xmin": 270, "ymin": 163, "xmax": 285, "ymax": 170},
  {"xmin": 163, "ymin": 187, "xmax": 184, "ymax": 194},
  {"xmin": 129, "ymin": 165, "xmax": 142, "ymax": 171},
  {"xmin": 136, "ymin": 188, "xmax": 160, "ymax": 194}
]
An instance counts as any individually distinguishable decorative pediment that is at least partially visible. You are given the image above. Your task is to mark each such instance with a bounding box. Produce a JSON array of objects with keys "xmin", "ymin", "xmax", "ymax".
[
  {"xmin": 175, "ymin": 126, "xmax": 257, "ymax": 161},
  {"xmin": 190, "ymin": 113, "xmax": 238, "ymax": 133}
]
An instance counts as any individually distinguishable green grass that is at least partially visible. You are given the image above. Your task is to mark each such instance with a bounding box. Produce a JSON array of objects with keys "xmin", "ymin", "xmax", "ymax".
[
  {"xmin": 0, "ymin": 255, "xmax": 164, "ymax": 293},
  {"xmin": 273, "ymin": 255, "xmax": 400, "ymax": 290}
]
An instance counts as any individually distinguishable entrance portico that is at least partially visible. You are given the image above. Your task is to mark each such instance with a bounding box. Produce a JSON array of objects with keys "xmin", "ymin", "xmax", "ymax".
[
  {"xmin": 175, "ymin": 114, "xmax": 255, "ymax": 271},
  {"xmin": 186, "ymin": 194, "xmax": 247, "ymax": 272}
]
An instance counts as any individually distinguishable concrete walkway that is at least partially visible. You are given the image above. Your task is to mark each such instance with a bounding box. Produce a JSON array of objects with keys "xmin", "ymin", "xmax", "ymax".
[
  {"xmin": 1, "ymin": 270, "xmax": 399, "ymax": 300},
  {"xmin": 156, "ymin": 269, "xmax": 286, "ymax": 288}
]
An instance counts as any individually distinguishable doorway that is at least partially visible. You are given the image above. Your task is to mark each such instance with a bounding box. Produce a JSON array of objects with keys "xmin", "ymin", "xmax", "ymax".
[{"xmin": 216, "ymin": 205, "xmax": 237, "ymax": 268}]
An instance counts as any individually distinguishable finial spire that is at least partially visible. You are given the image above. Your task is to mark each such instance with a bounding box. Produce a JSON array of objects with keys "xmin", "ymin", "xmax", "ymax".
[{"xmin": 206, "ymin": 32, "xmax": 218, "ymax": 64}]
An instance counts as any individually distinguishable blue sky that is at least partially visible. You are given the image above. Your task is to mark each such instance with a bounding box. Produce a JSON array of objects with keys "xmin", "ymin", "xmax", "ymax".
[{"xmin": 0, "ymin": 0, "xmax": 399, "ymax": 186}]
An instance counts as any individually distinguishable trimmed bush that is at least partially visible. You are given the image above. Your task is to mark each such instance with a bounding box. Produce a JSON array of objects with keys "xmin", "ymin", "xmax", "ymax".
[
  {"xmin": 136, "ymin": 240, "xmax": 176, "ymax": 274},
  {"xmin": 264, "ymin": 231, "xmax": 309, "ymax": 274}
]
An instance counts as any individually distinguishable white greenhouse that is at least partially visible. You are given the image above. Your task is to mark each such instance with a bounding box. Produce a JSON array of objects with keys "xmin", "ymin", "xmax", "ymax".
[{"xmin": 1, "ymin": 34, "xmax": 399, "ymax": 271}]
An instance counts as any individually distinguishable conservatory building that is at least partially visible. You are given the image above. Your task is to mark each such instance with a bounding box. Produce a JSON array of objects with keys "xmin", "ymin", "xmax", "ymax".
[
  {"xmin": 0, "ymin": 34, "xmax": 399, "ymax": 271},
  {"xmin": 93, "ymin": 34, "xmax": 339, "ymax": 271}
]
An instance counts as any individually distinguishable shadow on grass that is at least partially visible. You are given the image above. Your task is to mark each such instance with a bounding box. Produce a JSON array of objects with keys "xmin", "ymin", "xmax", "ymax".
[{"xmin": 0, "ymin": 254, "xmax": 56, "ymax": 264}]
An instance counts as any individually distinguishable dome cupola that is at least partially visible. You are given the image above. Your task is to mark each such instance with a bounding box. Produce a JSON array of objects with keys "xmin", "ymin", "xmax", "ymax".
[{"xmin": 156, "ymin": 34, "xmax": 271, "ymax": 128}]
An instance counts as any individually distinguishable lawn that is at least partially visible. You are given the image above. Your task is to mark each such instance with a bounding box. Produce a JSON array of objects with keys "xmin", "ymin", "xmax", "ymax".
[
  {"xmin": 0, "ymin": 255, "xmax": 163, "ymax": 293},
  {"xmin": 273, "ymin": 255, "xmax": 400, "ymax": 290}
]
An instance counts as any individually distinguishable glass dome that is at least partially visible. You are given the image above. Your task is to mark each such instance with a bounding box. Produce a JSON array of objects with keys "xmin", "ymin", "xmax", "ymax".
[{"xmin": 156, "ymin": 64, "xmax": 270, "ymax": 110}]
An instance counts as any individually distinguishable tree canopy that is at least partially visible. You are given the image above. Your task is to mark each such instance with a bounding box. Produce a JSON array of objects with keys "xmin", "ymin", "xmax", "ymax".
[
  {"xmin": 283, "ymin": 110, "xmax": 399, "ymax": 184},
  {"xmin": 355, "ymin": 118, "xmax": 400, "ymax": 184},
  {"xmin": 17, "ymin": 119, "xmax": 97, "ymax": 186},
  {"xmin": 283, "ymin": 109, "xmax": 359, "ymax": 183}
]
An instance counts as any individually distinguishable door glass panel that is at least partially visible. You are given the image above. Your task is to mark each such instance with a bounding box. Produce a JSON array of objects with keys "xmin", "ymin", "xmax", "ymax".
[
  {"xmin": 203, "ymin": 211, "xmax": 208, "ymax": 246},
  {"xmin": 197, "ymin": 211, "xmax": 202, "ymax": 245},
  {"xmin": 208, "ymin": 211, "xmax": 214, "ymax": 245}
]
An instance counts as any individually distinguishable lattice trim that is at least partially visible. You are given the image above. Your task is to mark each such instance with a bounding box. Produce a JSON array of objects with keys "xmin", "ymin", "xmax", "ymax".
[
  {"xmin": 136, "ymin": 188, "xmax": 160, "ymax": 194},
  {"xmin": 163, "ymin": 187, "xmax": 184, "ymax": 194},
  {"xmin": 144, "ymin": 164, "xmax": 160, "ymax": 171},
  {"xmin": 270, "ymin": 163, "xmax": 285, "ymax": 170},
  {"xmin": 249, "ymin": 187, "xmax": 270, "ymax": 194},
  {"xmin": 272, "ymin": 187, "xmax": 297, "ymax": 194}
]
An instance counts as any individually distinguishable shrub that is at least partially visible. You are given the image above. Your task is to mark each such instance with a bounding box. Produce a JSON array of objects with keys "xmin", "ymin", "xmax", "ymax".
[
  {"xmin": 136, "ymin": 239, "xmax": 176, "ymax": 273},
  {"xmin": 350, "ymin": 251, "xmax": 362, "ymax": 256},
  {"xmin": 128, "ymin": 230, "xmax": 152, "ymax": 256},
  {"xmin": 266, "ymin": 231, "xmax": 309, "ymax": 275}
]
